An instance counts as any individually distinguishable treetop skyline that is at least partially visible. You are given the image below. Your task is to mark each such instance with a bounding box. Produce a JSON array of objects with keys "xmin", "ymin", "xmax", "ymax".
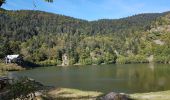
[{"xmin": 2, "ymin": 0, "xmax": 170, "ymax": 21}]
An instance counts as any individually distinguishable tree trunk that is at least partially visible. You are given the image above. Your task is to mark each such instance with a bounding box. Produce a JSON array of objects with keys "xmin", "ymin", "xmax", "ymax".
[{"xmin": 0, "ymin": 3, "xmax": 2, "ymax": 7}]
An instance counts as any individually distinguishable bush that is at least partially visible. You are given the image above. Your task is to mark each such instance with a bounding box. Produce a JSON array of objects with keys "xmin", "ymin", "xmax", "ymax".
[
  {"xmin": 154, "ymin": 55, "xmax": 170, "ymax": 64},
  {"xmin": 116, "ymin": 55, "xmax": 148, "ymax": 64},
  {"xmin": 38, "ymin": 59, "xmax": 58, "ymax": 66},
  {"xmin": 69, "ymin": 58, "xmax": 76, "ymax": 65},
  {"xmin": 116, "ymin": 56, "xmax": 127, "ymax": 64},
  {"xmin": 2, "ymin": 77, "xmax": 43, "ymax": 100},
  {"xmin": 84, "ymin": 58, "xmax": 93, "ymax": 65},
  {"xmin": 80, "ymin": 58, "xmax": 92, "ymax": 65},
  {"xmin": 103, "ymin": 52, "xmax": 117, "ymax": 64},
  {"xmin": 93, "ymin": 57, "xmax": 104, "ymax": 65},
  {"xmin": 129, "ymin": 55, "xmax": 148, "ymax": 63}
]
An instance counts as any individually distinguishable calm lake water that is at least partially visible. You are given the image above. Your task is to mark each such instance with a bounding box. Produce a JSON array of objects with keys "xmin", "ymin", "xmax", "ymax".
[{"xmin": 9, "ymin": 64, "xmax": 170, "ymax": 93}]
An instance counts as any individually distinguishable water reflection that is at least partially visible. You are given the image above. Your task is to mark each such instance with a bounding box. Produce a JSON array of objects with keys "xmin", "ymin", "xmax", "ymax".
[
  {"xmin": 10, "ymin": 64, "xmax": 170, "ymax": 93},
  {"xmin": 148, "ymin": 63, "xmax": 155, "ymax": 71},
  {"xmin": 116, "ymin": 64, "xmax": 170, "ymax": 92}
]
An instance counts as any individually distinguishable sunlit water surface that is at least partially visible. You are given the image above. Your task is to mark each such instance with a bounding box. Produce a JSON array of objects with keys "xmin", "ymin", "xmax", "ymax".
[{"xmin": 9, "ymin": 64, "xmax": 170, "ymax": 93}]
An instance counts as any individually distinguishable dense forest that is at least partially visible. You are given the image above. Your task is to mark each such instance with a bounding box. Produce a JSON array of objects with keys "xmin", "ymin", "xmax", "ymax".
[{"xmin": 0, "ymin": 8, "xmax": 170, "ymax": 66}]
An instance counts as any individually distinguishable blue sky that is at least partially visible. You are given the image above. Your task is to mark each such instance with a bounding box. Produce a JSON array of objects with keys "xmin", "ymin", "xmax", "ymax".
[{"xmin": 2, "ymin": 0, "xmax": 170, "ymax": 21}]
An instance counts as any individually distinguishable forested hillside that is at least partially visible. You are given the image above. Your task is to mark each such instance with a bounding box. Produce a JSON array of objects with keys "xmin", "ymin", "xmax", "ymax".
[{"xmin": 0, "ymin": 9, "xmax": 170, "ymax": 65}]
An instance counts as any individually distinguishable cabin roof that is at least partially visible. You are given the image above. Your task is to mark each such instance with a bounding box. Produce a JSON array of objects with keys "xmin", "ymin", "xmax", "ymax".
[{"xmin": 6, "ymin": 54, "xmax": 19, "ymax": 59}]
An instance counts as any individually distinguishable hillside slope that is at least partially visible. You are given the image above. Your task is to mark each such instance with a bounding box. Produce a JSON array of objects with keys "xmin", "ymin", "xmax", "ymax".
[{"xmin": 0, "ymin": 9, "xmax": 170, "ymax": 65}]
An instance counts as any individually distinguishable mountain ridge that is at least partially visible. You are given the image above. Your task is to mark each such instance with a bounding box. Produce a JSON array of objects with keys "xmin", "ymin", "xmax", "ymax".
[{"xmin": 0, "ymin": 9, "xmax": 170, "ymax": 65}]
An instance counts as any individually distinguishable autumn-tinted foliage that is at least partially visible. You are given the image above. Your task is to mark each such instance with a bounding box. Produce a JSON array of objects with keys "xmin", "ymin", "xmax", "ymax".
[{"xmin": 0, "ymin": 9, "xmax": 170, "ymax": 65}]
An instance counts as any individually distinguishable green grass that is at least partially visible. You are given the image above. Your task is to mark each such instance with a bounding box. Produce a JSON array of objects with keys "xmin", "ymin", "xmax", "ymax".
[
  {"xmin": 130, "ymin": 90, "xmax": 170, "ymax": 100},
  {"xmin": 46, "ymin": 88, "xmax": 103, "ymax": 100},
  {"xmin": 0, "ymin": 63, "xmax": 24, "ymax": 71},
  {"xmin": 0, "ymin": 70, "xmax": 7, "ymax": 76},
  {"xmin": 0, "ymin": 63, "xmax": 24, "ymax": 76},
  {"xmin": 43, "ymin": 88, "xmax": 170, "ymax": 100}
]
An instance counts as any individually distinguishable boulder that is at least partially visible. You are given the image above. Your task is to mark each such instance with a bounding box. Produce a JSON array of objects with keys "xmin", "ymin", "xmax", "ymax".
[{"xmin": 100, "ymin": 92, "xmax": 129, "ymax": 100}]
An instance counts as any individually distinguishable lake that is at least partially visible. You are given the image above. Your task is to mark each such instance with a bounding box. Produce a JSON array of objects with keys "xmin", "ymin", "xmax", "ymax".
[{"xmin": 9, "ymin": 64, "xmax": 170, "ymax": 93}]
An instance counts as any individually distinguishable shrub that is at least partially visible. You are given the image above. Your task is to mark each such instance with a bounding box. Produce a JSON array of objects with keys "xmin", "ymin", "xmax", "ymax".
[
  {"xmin": 154, "ymin": 55, "xmax": 170, "ymax": 64},
  {"xmin": 2, "ymin": 77, "xmax": 43, "ymax": 100},
  {"xmin": 103, "ymin": 52, "xmax": 116, "ymax": 64},
  {"xmin": 80, "ymin": 58, "xmax": 92, "ymax": 65},
  {"xmin": 116, "ymin": 56, "xmax": 127, "ymax": 64},
  {"xmin": 69, "ymin": 58, "xmax": 76, "ymax": 65},
  {"xmin": 38, "ymin": 59, "xmax": 58, "ymax": 66},
  {"xmin": 116, "ymin": 55, "xmax": 148, "ymax": 64},
  {"xmin": 93, "ymin": 57, "xmax": 104, "ymax": 65}
]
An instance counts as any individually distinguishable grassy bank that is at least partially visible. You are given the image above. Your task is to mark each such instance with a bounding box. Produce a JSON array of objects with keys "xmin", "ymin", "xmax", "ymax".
[
  {"xmin": 1, "ymin": 77, "xmax": 170, "ymax": 100},
  {"xmin": 130, "ymin": 90, "xmax": 170, "ymax": 100},
  {"xmin": 40, "ymin": 88, "xmax": 170, "ymax": 100},
  {"xmin": 0, "ymin": 70, "xmax": 7, "ymax": 76},
  {"xmin": 0, "ymin": 63, "xmax": 25, "ymax": 76},
  {"xmin": 44, "ymin": 88, "xmax": 103, "ymax": 100},
  {"xmin": 0, "ymin": 63, "xmax": 25, "ymax": 71}
]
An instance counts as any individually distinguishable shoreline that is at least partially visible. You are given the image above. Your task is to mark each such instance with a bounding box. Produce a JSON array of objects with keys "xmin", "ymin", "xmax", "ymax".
[
  {"xmin": 0, "ymin": 63, "xmax": 25, "ymax": 76},
  {"xmin": 130, "ymin": 90, "xmax": 170, "ymax": 100},
  {"xmin": 39, "ymin": 62, "xmax": 170, "ymax": 67},
  {"xmin": 1, "ymin": 61, "xmax": 168, "ymax": 76},
  {"xmin": 1, "ymin": 63, "xmax": 170, "ymax": 100},
  {"xmin": 40, "ymin": 87, "xmax": 170, "ymax": 100}
]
